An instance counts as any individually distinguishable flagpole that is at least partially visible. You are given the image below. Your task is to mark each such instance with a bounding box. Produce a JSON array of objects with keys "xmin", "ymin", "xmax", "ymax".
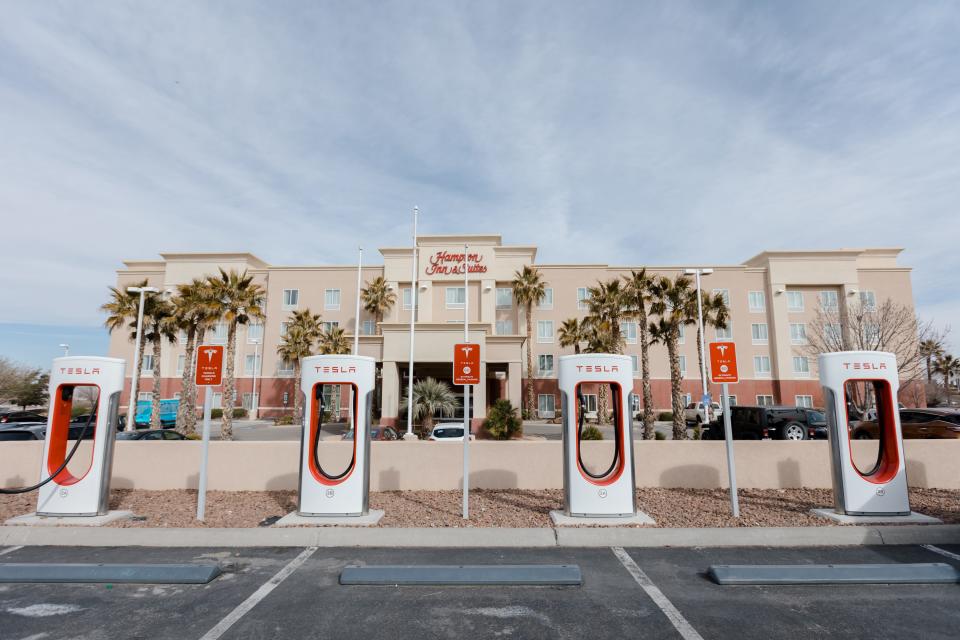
[
  {"xmin": 462, "ymin": 243, "xmax": 470, "ymax": 519},
  {"xmin": 354, "ymin": 246, "xmax": 362, "ymax": 355},
  {"xmin": 404, "ymin": 207, "xmax": 419, "ymax": 440}
]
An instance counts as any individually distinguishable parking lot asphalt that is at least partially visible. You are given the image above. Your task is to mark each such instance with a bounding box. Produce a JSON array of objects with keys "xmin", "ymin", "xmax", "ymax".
[{"xmin": 0, "ymin": 544, "xmax": 958, "ymax": 639}]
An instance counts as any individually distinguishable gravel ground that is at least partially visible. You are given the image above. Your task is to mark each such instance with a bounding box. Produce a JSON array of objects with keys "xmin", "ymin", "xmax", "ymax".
[{"xmin": 2, "ymin": 487, "xmax": 957, "ymax": 528}]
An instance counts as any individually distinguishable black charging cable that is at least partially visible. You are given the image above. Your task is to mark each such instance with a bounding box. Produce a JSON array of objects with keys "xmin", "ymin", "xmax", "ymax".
[
  {"xmin": 577, "ymin": 387, "xmax": 622, "ymax": 480},
  {"xmin": 312, "ymin": 384, "xmax": 355, "ymax": 481}
]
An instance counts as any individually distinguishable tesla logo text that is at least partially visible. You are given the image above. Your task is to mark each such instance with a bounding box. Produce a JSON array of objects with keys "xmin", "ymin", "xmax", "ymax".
[
  {"xmin": 575, "ymin": 365, "xmax": 620, "ymax": 373},
  {"xmin": 59, "ymin": 367, "xmax": 101, "ymax": 375},
  {"xmin": 314, "ymin": 366, "xmax": 357, "ymax": 374},
  {"xmin": 842, "ymin": 362, "xmax": 887, "ymax": 370}
]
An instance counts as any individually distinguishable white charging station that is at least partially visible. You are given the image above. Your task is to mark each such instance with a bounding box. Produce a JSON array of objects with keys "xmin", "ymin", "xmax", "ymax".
[
  {"xmin": 278, "ymin": 354, "xmax": 383, "ymax": 526},
  {"xmin": 550, "ymin": 354, "xmax": 653, "ymax": 526},
  {"xmin": 34, "ymin": 357, "xmax": 127, "ymax": 519},
  {"xmin": 813, "ymin": 350, "xmax": 937, "ymax": 523}
]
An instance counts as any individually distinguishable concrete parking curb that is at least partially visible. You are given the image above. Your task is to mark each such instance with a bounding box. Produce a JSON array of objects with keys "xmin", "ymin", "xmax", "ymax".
[{"xmin": 1, "ymin": 525, "xmax": 958, "ymax": 548}]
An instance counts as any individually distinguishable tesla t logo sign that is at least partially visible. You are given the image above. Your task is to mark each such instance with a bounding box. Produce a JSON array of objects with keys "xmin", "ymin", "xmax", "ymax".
[
  {"xmin": 453, "ymin": 343, "xmax": 480, "ymax": 385},
  {"xmin": 195, "ymin": 345, "xmax": 224, "ymax": 386},
  {"xmin": 709, "ymin": 342, "xmax": 739, "ymax": 383}
]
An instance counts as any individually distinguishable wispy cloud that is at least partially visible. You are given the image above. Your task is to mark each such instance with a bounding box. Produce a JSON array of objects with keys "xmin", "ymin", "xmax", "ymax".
[{"xmin": 0, "ymin": 1, "xmax": 957, "ymax": 348}]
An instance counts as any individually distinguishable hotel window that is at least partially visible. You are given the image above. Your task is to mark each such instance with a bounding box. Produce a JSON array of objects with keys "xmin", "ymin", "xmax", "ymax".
[
  {"xmin": 242, "ymin": 393, "xmax": 259, "ymax": 411},
  {"xmin": 141, "ymin": 354, "xmax": 154, "ymax": 373},
  {"xmin": 173, "ymin": 392, "xmax": 181, "ymax": 401},
  {"xmin": 538, "ymin": 354, "xmax": 555, "ymax": 376},
  {"xmin": 538, "ymin": 288, "xmax": 554, "ymax": 310},
  {"xmin": 244, "ymin": 354, "xmax": 262, "ymax": 375},
  {"xmin": 678, "ymin": 355, "xmax": 687, "ymax": 376},
  {"xmin": 362, "ymin": 320, "xmax": 376, "ymax": 335},
  {"xmin": 793, "ymin": 356, "xmax": 810, "ymax": 376},
  {"xmin": 137, "ymin": 392, "xmax": 153, "ymax": 401},
  {"xmin": 322, "ymin": 321, "xmax": 339, "ymax": 333},
  {"xmin": 860, "ymin": 290, "xmax": 877, "ymax": 311},
  {"xmin": 825, "ymin": 322, "xmax": 843, "ymax": 344},
  {"xmin": 211, "ymin": 392, "xmax": 223, "ymax": 408},
  {"xmin": 631, "ymin": 355, "xmax": 639, "ymax": 377},
  {"xmin": 620, "ymin": 321, "xmax": 638, "ymax": 344},
  {"xmin": 631, "ymin": 395, "xmax": 641, "ymax": 414},
  {"xmin": 727, "ymin": 396, "xmax": 738, "ymax": 406},
  {"xmin": 787, "ymin": 291, "xmax": 804, "ymax": 312},
  {"xmin": 683, "ymin": 393, "xmax": 692, "ymax": 406},
  {"xmin": 402, "ymin": 287, "xmax": 419, "ymax": 310},
  {"xmin": 751, "ymin": 323, "xmax": 768, "ymax": 344},
  {"xmin": 178, "ymin": 329, "xmax": 188, "ymax": 345},
  {"xmin": 756, "ymin": 395, "xmax": 774, "ymax": 406},
  {"xmin": 537, "ymin": 320, "xmax": 554, "ymax": 343},
  {"xmin": 712, "ymin": 288, "xmax": 730, "ymax": 305},
  {"xmin": 581, "ymin": 394, "xmax": 598, "ymax": 413},
  {"xmin": 210, "ymin": 322, "xmax": 228, "ymax": 344},
  {"xmin": 820, "ymin": 290, "xmax": 839, "ymax": 310},
  {"xmin": 678, "ymin": 323, "xmax": 685, "ymax": 344},
  {"xmin": 282, "ymin": 289, "xmax": 299, "ymax": 310},
  {"xmin": 795, "ymin": 395, "xmax": 814, "ymax": 408},
  {"xmin": 247, "ymin": 323, "xmax": 263, "ymax": 343},
  {"xmin": 176, "ymin": 355, "xmax": 185, "ymax": 375},
  {"xmin": 278, "ymin": 359, "xmax": 294, "ymax": 375},
  {"xmin": 324, "ymin": 288, "xmax": 341, "ymax": 310},
  {"xmin": 790, "ymin": 323, "xmax": 807, "ymax": 345},
  {"xmin": 576, "ymin": 287, "xmax": 591, "ymax": 310},
  {"xmin": 538, "ymin": 394, "xmax": 556, "ymax": 418},
  {"xmin": 279, "ymin": 322, "xmax": 289, "ymax": 337},
  {"xmin": 863, "ymin": 323, "xmax": 880, "ymax": 345},
  {"xmin": 496, "ymin": 288, "xmax": 513, "ymax": 309},
  {"xmin": 495, "ymin": 320, "xmax": 513, "ymax": 335},
  {"xmin": 715, "ymin": 323, "xmax": 733, "ymax": 340},
  {"xmin": 748, "ymin": 291, "xmax": 765, "ymax": 312},
  {"xmin": 445, "ymin": 287, "xmax": 466, "ymax": 309},
  {"xmin": 754, "ymin": 355, "xmax": 771, "ymax": 376}
]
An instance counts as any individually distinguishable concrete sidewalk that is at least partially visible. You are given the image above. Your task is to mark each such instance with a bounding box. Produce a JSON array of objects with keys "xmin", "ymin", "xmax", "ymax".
[{"xmin": 1, "ymin": 524, "xmax": 957, "ymax": 548}]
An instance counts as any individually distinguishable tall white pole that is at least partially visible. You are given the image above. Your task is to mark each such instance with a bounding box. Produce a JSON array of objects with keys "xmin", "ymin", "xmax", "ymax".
[
  {"xmin": 251, "ymin": 339, "xmax": 260, "ymax": 420},
  {"xmin": 126, "ymin": 289, "xmax": 148, "ymax": 432},
  {"xmin": 722, "ymin": 382, "xmax": 739, "ymax": 517},
  {"xmin": 462, "ymin": 243, "xmax": 470, "ymax": 519},
  {"xmin": 197, "ymin": 385, "xmax": 213, "ymax": 521},
  {"xmin": 404, "ymin": 207, "xmax": 419, "ymax": 439},
  {"xmin": 695, "ymin": 270, "xmax": 709, "ymax": 423},
  {"xmin": 354, "ymin": 246, "xmax": 363, "ymax": 355}
]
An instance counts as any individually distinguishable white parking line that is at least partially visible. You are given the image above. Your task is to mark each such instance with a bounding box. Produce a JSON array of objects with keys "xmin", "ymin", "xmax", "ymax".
[
  {"xmin": 198, "ymin": 546, "xmax": 318, "ymax": 640},
  {"xmin": 921, "ymin": 544, "xmax": 960, "ymax": 563},
  {"xmin": 611, "ymin": 547, "xmax": 704, "ymax": 640},
  {"xmin": 0, "ymin": 546, "xmax": 24, "ymax": 557}
]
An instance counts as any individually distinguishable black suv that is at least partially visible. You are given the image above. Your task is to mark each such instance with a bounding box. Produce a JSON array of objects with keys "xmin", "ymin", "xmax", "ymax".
[{"xmin": 706, "ymin": 406, "xmax": 818, "ymax": 441}]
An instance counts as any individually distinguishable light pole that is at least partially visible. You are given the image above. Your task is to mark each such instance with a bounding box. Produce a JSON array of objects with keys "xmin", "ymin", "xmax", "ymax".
[
  {"xmin": 404, "ymin": 207, "xmax": 419, "ymax": 440},
  {"xmin": 126, "ymin": 286, "xmax": 159, "ymax": 431},
  {"xmin": 684, "ymin": 268, "xmax": 714, "ymax": 424},
  {"xmin": 59, "ymin": 344, "xmax": 69, "ymax": 357},
  {"xmin": 251, "ymin": 338, "xmax": 261, "ymax": 420}
]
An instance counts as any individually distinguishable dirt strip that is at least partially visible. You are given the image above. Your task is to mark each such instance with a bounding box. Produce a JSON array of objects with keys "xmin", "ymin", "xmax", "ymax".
[{"xmin": 3, "ymin": 488, "xmax": 957, "ymax": 528}]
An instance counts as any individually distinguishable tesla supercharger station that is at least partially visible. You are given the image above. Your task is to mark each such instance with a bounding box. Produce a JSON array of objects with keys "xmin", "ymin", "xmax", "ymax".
[
  {"xmin": 36, "ymin": 356, "xmax": 125, "ymax": 517},
  {"xmin": 280, "ymin": 354, "xmax": 383, "ymax": 525},
  {"xmin": 549, "ymin": 354, "xmax": 653, "ymax": 525},
  {"xmin": 814, "ymin": 350, "xmax": 935, "ymax": 522}
]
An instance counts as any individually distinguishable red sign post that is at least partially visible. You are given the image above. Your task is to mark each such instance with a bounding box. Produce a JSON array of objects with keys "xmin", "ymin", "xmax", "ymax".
[
  {"xmin": 453, "ymin": 343, "xmax": 480, "ymax": 385},
  {"xmin": 709, "ymin": 342, "xmax": 739, "ymax": 384},
  {"xmin": 195, "ymin": 345, "xmax": 224, "ymax": 386}
]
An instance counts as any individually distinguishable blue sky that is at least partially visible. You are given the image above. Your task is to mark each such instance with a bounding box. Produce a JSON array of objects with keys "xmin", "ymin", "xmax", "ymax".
[{"xmin": 1, "ymin": 1, "xmax": 959, "ymax": 367}]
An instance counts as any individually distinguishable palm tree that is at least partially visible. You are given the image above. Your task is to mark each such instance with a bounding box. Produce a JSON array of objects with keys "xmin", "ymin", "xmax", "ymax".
[
  {"xmin": 206, "ymin": 269, "xmax": 265, "ymax": 440},
  {"xmin": 558, "ymin": 318, "xmax": 588, "ymax": 354},
  {"xmin": 920, "ymin": 339, "xmax": 945, "ymax": 382},
  {"xmin": 319, "ymin": 326, "xmax": 352, "ymax": 355},
  {"xmin": 360, "ymin": 276, "xmax": 396, "ymax": 334},
  {"xmin": 623, "ymin": 269, "xmax": 657, "ymax": 439},
  {"xmin": 276, "ymin": 325, "xmax": 315, "ymax": 424},
  {"xmin": 399, "ymin": 376, "xmax": 460, "ymax": 436},
  {"xmin": 511, "ymin": 265, "xmax": 547, "ymax": 419},
  {"xmin": 142, "ymin": 294, "xmax": 175, "ymax": 430},
  {"xmin": 933, "ymin": 355, "xmax": 960, "ymax": 395},
  {"xmin": 583, "ymin": 279, "xmax": 629, "ymax": 424},
  {"xmin": 648, "ymin": 274, "xmax": 695, "ymax": 440},
  {"xmin": 166, "ymin": 279, "xmax": 218, "ymax": 435},
  {"xmin": 693, "ymin": 291, "xmax": 730, "ymax": 388},
  {"xmin": 101, "ymin": 279, "xmax": 148, "ymax": 417}
]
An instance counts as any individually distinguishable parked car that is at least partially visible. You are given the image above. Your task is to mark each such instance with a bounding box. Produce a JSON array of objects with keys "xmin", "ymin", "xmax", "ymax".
[
  {"xmin": 341, "ymin": 427, "xmax": 400, "ymax": 441},
  {"xmin": 134, "ymin": 399, "xmax": 179, "ymax": 428},
  {"xmin": 706, "ymin": 406, "xmax": 814, "ymax": 441},
  {"xmin": 851, "ymin": 408, "xmax": 960, "ymax": 440},
  {"xmin": 684, "ymin": 401, "xmax": 723, "ymax": 425},
  {"xmin": 801, "ymin": 409, "xmax": 828, "ymax": 440},
  {"xmin": 0, "ymin": 429, "xmax": 41, "ymax": 441},
  {"xmin": 428, "ymin": 423, "xmax": 475, "ymax": 441},
  {"xmin": 116, "ymin": 429, "xmax": 187, "ymax": 441},
  {"xmin": 0, "ymin": 410, "xmax": 46, "ymax": 424}
]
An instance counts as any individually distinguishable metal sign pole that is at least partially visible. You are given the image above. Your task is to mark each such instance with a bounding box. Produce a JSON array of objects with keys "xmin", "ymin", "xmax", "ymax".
[
  {"xmin": 196, "ymin": 386, "xmax": 213, "ymax": 521},
  {"xmin": 721, "ymin": 382, "xmax": 739, "ymax": 517},
  {"xmin": 462, "ymin": 244, "xmax": 470, "ymax": 520}
]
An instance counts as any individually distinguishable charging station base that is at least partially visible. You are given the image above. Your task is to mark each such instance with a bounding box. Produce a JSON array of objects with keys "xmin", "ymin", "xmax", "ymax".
[
  {"xmin": 810, "ymin": 509, "xmax": 942, "ymax": 525},
  {"xmin": 275, "ymin": 509, "xmax": 385, "ymax": 527},
  {"xmin": 549, "ymin": 510, "xmax": 656, "ymax": 527},
  {"xmin": 5, "ymin": 510, "xmax": 135, "ymax": 527}
]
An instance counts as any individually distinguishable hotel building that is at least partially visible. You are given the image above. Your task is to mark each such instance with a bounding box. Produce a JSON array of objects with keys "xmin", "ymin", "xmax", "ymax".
[{"xmin": 108, "ymin": 234, "xmax": 916, "ymax": 426}]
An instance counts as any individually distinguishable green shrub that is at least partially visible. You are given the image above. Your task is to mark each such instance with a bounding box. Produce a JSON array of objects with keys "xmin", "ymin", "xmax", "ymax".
[
  {"xmin": 657, "ymin": 411, "xmax": 673, "ymax": 421},
  {"xmin": 483, "ymin": 399, "xmax": 523, "ymax": 440},
  {"xmin": 210, "ymin": 408, "xmax": 248, "ymax": 419},
  {"xmin": 185, "ymin": 433, "xmax": 202, "ymax": 440},
  {"xmin": 581, "ymin": 425, "xmax": 603, "ymax": 440},
  {"xmin": 273, "ymin": 415, "xmax": 294, "ymax": 425},
  {"xmin": 654, "ymin": 431, "xmax": 666, "ymax": 441},
  {"xmin": 693, "ymin": 425, "xmax": 702, "ymax": 440}
]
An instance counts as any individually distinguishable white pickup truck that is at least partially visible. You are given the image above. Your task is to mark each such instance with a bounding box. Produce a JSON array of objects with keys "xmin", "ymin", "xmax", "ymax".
[{"xmin": 684, "ymin": 401, "xmax": 723, "ymax": 425}]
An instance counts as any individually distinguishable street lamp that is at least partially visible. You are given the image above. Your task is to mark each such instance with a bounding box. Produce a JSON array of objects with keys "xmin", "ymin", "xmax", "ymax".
[
  {"xmin": 125, "ymin": 286, "xmax": 159, "ymax": 431},
  {"xmin": 684, "ymin": 268, "xmax": 714, "ymax": 423},
  {"xmin": 250, "ymin": 338, "xmax": 261, "ymax": 420},
  {"xmin": 59, "ymin": 344, "xmax": 70, "ymax": 357}
]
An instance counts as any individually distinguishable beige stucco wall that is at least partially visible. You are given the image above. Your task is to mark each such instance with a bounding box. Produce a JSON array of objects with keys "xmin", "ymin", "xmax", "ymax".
[{"xmin": 2, "ymin": 441, "xmax": 956, "ymax": 492}]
